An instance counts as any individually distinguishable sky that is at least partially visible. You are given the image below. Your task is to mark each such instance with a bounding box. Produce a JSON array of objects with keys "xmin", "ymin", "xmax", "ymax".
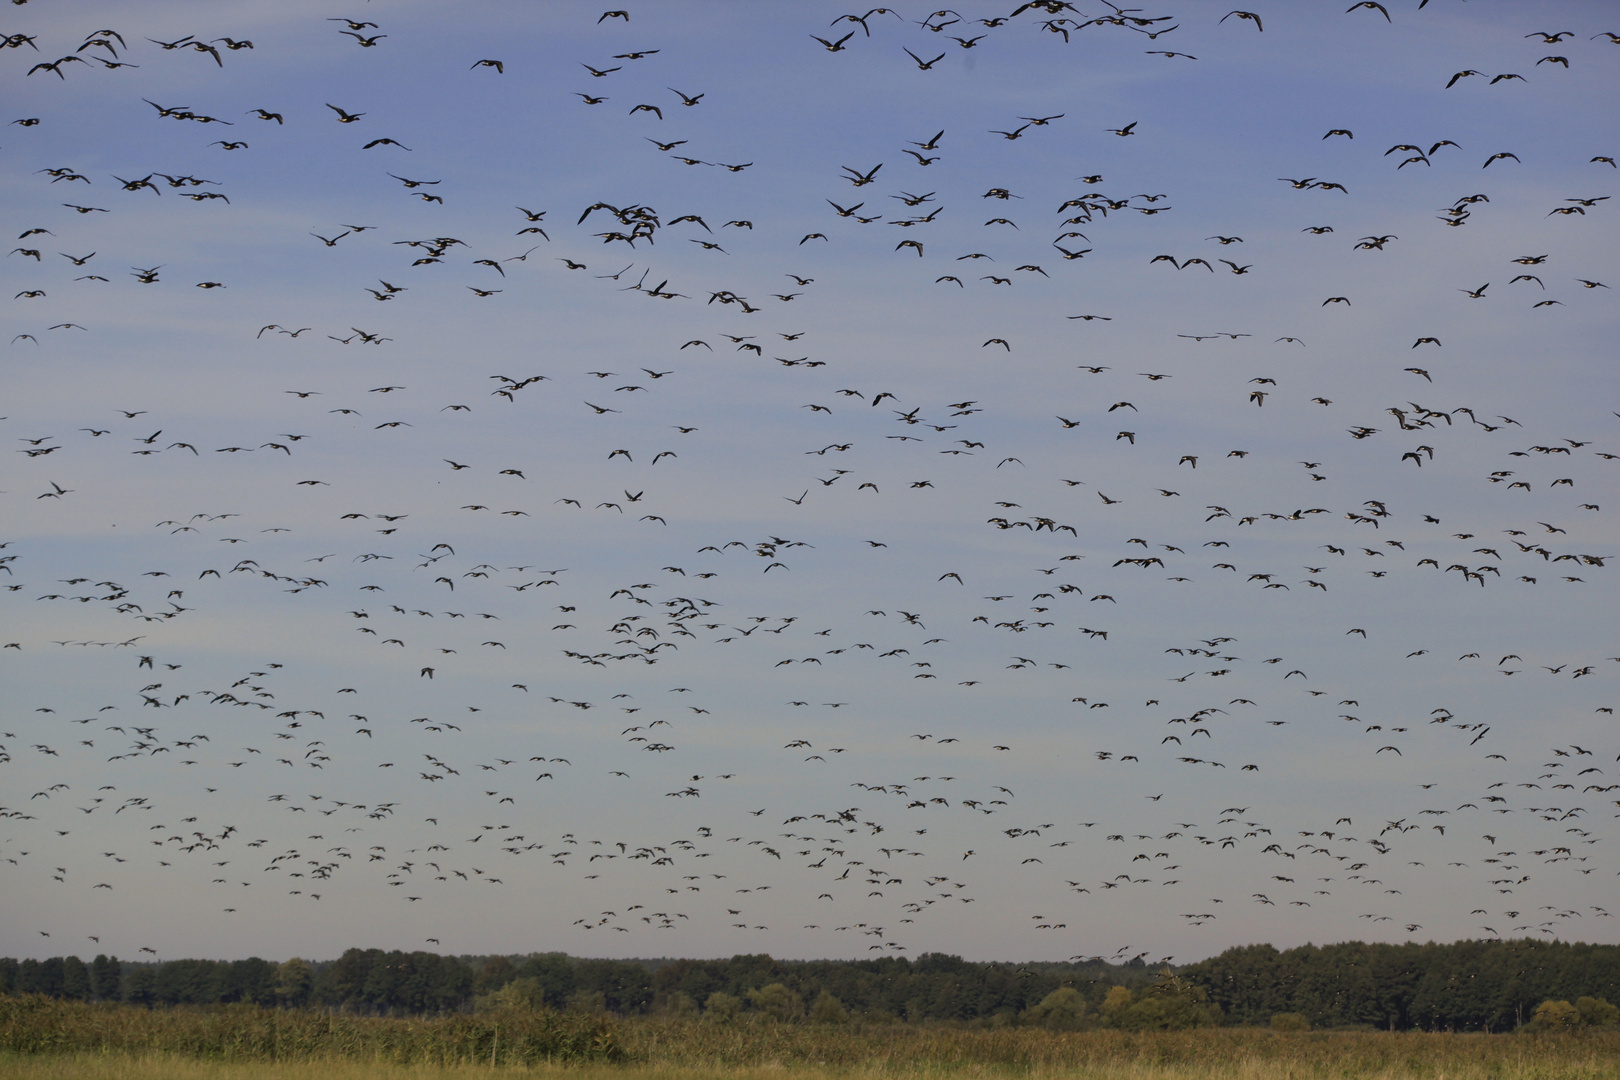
[{"xmin": 1, "ymin": 0, "xmax": 1616, "ymax": 966}]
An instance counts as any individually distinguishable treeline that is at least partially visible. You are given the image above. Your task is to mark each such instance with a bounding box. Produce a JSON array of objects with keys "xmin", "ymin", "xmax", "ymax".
[
  {"xmin": 0, "ymin": 952, "xmax": 1166, "ymax": 1016},
  {"xmin": 1182, "ymin": 939, "xmax": 1620, "ymax": 1032},
  {"xmin": 0, "ymin": 953, "xmax": 293, "ymax": 1008},
  {"xmin": 3, "ymin": 939, "xmax": 1619, "ymax": 1031},
  {"xmin": 0, "ymin": 950, "xmax": 1158, "ymax": 1017}
]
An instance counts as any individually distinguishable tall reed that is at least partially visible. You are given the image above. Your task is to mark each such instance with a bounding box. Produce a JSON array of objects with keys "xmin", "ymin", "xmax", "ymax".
[
  {"xmin": 0, "ymin": 995, "xmax": 619, "ymax": 1065},
  {"xmin": 616, "ymin": 1016, "xmax": 1620, "ymax": 1074},
  {"xmin": 6, "ymin": 996, "xmax": 1620, "ymax": 1078}
]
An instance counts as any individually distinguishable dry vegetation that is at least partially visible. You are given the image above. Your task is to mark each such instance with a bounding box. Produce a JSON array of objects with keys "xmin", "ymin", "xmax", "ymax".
[
  {"xmin": 4, "ymin": 996, "xmax": 1620, "ymax": 1079},
  {"xmin": 617, "ymin": 1022, "xmax": 1620, "ymax": 1077},
  {"xmin": 0, "ymin": 995, "xmax": 618, "ymax": 1065},
  {"xmin": 5, "ymin": 1047, "xmax": 1620, "ymax": 1080}
]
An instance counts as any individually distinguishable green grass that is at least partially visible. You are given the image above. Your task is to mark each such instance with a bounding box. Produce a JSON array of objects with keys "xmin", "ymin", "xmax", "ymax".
[{"xmin": 3, "ymin": 997, "xmax": 1619, "ymax": 1079}]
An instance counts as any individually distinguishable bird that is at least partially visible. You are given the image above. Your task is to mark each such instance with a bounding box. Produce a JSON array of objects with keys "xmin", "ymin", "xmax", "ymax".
[
  {"xmin": 1345, "ymin": 2, "xmax": 1391, "ymax": 21},
  {"xmin": 1, "ymin": 1, "xmax": 1606, "ymax": 980},
  {"xmin": 811, "ymin": 32, "xmax": 856, "ymax": 52}
]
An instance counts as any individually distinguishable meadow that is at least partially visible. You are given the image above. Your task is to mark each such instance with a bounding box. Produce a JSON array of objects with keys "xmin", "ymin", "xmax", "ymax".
[
  {"xmin": 5, "ymin": 1057, "xmax": 1620, "ymax": 1080},
  {"xmin": 3, "ymin": 997, "xmax": 1620, "ymax": 1080}
]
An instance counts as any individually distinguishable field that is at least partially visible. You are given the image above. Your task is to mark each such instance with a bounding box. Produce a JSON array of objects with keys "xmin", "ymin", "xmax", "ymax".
[
  {"xmin": 6, "ymin": 1043, "xmax": 1620, "ymax": 1080},
  {"xmin": 3, "ymin": 999, "xmax": 1620, "ymax": 1080}
]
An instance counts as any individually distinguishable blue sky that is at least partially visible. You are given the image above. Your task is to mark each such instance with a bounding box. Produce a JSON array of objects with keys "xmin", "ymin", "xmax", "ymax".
[{"xmin": 2, "ymin": 0, "xmax": 1616, "ymax": 964}]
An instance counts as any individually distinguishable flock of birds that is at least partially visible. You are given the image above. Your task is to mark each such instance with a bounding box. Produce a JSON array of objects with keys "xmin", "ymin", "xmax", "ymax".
[{"xmin": 2, "ymin": 2, "xmax": 1616, "ymax": 964}]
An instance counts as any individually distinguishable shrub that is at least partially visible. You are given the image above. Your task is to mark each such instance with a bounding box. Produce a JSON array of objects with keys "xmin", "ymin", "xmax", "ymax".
[
  {"xmin": 567, "ymin": 988, "xmax": 607, "ymax": 1014},
  {"xmin": 1576, "ymin": 997, "xmax": 1619, "ymax": 1028},
  {"xmin": 1526, "ymin": 996, "xmax": 1620, "ymax": 1030},
  {"xmin": 1024, "ymin": 987, "xmax": 1088, "ymax": 1030},
  {"xmin": 1102, "ymin": 973, "xmax": 1220, "ymax": 1031},
  {"xmin": 1531, "ymin": 1000, "xmax": 1581, "ymax": 1032},
  {"xmin": 747, "ymin": 982, "xmax": 804, "ymax": 1022},
  {"xmin": 476, "ymin": 976, "xmax": 547, "ymax": 1012},
  {"xmin": 1100, "ymin": 985, "xmax": 1135, "ymax": 1021},
  {"xmin": 703, "ymin": 991, "xmax": 741, "ymax": 1022},
  {"xmin": 1270, "ymin": 1013, "xmax": 1310, "ymax": 1032},
  {"xmin": 809, "ymin": 991, "xmax": 848, "ymax": 1025}
]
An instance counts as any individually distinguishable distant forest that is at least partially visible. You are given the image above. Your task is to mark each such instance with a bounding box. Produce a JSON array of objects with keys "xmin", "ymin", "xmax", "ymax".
[{"xmin": 3, "ymin": 939, "xmax": 1618, "ymax": 1032}]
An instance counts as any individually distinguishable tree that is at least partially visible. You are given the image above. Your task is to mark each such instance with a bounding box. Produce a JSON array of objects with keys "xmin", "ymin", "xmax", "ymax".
[
  {"xmin": 1270, "ymin": 1012, "xmax": 1310, "ymax": 1031},
  {"xmin": 153, "ymin": 959, "xmax": 224, "ymax": 1004},
  {"xmin": 227, "ymin": 958, "xmax": 278, "ymax": 1005},
  {"xmin": 568, "ymin": 988, "xmax": 607, "ymax": 1013},
  {"xmin": 91, "ymin": 955, "xmax": 121, "ymax": 1001},
  {"xmin": 1099, "ymin": 984, "xmax": 1135, "ymax": 1024},
  {"xmin": 651, "ymin": 958, "xmax": 729, "ymax": 1007},
  {"xmin": 60, "ymin": 957, "xmax": 91, "ymax": 1001},
  {"xmin": 1024, "ymin": 987, "xmax": 1087, "ymax": 1029},
  {"xmin": 480, "ymin": 976, "xmax": 547, "ymax": 1012},
  {"xmin": 516, "ymin": 953, "xmax": 575, "ymax": 1010},
  {"xmin": 123, "ymin": 966, "xmax": 156, "ymax": 1007},
  {"xmin": 704, "ymin": 991, "xmax": 742, "ymax": 1022},
  {"xmin": 476, "ymin": 956, "xmax": 514, "ymax": 994},
  {"xmin": 573, "ymin": 958, "xmax": 653, "ymax": 1014},
  {"xmin": 312, "ymin": 947, "xmax": 377, "ymax": 1008},
  {"xmin": 1576, "ymin": 997, "xmax": 1619, "ymax": 1028},
  {"xmin": 1103, "ymin": 973, "xmax": 1220, "ymax": 1031},
  {"xmin": 34, "ymin": 958, "xmax": 64, "ymax": 998},
  {"xmin": 748, "ymin": 982, "xmax": 804, "ymax": 1022},
  {"xmin": 351, "ymin": 950, "xmax": 472, "ymax": 1013},
  {"xmin": 1531, "ymin": 1000, "xmax": 1581, "ymax": 1031},
  {"xmin": 809, "ymin": 991, "xmax": 848, "ymax": 1025},
  {"xmin": 1181, "ymin": 938, "xmax": 1620, "ymax": 1032},
  {"xmin": 275, "ymin": 958, "xmax": 314, "ymax": 1008}
]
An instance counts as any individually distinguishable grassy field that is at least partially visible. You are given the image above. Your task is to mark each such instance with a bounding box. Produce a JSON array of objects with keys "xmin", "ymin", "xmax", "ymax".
[
  {"xmin": 3, "ymin": 997, "xmax": 1619, "ymax": 1079},
  {"xmin": 5, "ymin": 1048, "xmax": 1620, "ymax": 1080},
  {"xmin": 0, "ymin": 996, "xmax": 618, "ymax": 1066}
]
